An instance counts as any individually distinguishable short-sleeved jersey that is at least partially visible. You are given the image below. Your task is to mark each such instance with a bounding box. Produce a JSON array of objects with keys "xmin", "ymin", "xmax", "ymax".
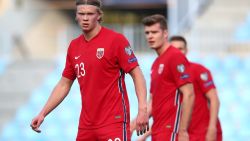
[
  {"xmin": 150, "ymin": 46, "xmax": 192, "ymax": 136},
  {"xmin": 62, "ymin": 27, "xmax": 138, "ymax": 129},
  {"xmin": 188, "ymin": 62, "xmax": 222, "ymax": 135}
]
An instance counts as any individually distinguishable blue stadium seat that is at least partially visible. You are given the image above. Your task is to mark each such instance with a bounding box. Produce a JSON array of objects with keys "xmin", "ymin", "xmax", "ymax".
[
  {"xmin": 42, "ymin": 124, "xmax": 66, "ymax": 141},
  {"xmin": 221, "ymin": 114, "xmax": 239, "ymax": 141},
  {"xmin": 201, "ymin": 55, "xmax": 222, "ymax": 72},
  {"xmin": 0, "ymin": 59, "xmax": 7, "ymax": 75},
  {"xmin": 233, "ymin": 72, "xmax": 249, "ymax": 86},
  {"xmin": 219, "ymin": 88, "xmax": 239, "ymax": 105},
  {"xmin": 238, "ymin": 123, "xmax": 250, "ymax": 141},
  {"xmin": 137, "ymin": 53, "xmax": 155, "ymax": 75},
  {"xmin": 63, "ymin": 124, "xmax": 78, "ymax": 141},
  {"xmin": 235, "ymin": 12, "xmax": 250, "ymax": 42},
  {"xmin": 0, "ymin": 122, "xmax": 22, "ymax": 141},
  {"xmin": 187, "ymin": 51, "xmax": 202, "ymax": 63},
  {"xmin": 126, "ymin": 76, "xmax": 139, "ymax": 119},
  {"xmin": 222, "ymin": 55, "xmax": 242, "ymax": 73},
  {"xmin": 242, "ymin": 56, "xmax": 250, "ymax": 71},
  {"xmin": 235, "ymin": 24, "xmax": 250, "ymax": 41},
  {"xmin": 11, "ymin": 106, "xmax": 46, "ymax": 141},
  {"xmin": 43, "ymin": 72, "xmax": 60, "ymax": 89},
  {"xmin": 213, "ymin": 71, "xmax": 231, "ymax": 88},
  {"xmin": 24, "ymin": 129, "xmax": 42, "ymax": 141},
  {"xmin": 229, "ymin": 103, "xmax": 248, "ymax": 123},
  {"xmin": 238, "ymin": 89, "xmax": 250, "ymax": 106},
  {"xmin": 246, "ymin": 12, "xmax": 250, "ymax": 26},
  {"xmin": 28, "ymin": 89, "xmax": 50, "ymax": 111},
  {"xmin": 54, "ymin": 105, "xmax": 76, "ymax": 123},
  {"xmin": 234, "ymin": 12, "xmax": 250, "ymax": 41},
  {"xmin": 14, "ymin": 105, "xmax": 35, "ymax": 126}
]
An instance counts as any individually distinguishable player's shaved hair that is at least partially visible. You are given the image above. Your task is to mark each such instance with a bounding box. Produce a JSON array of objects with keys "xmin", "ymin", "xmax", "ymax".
[{"xmin": 142, "ymin": 14, "xmax": 168, "ymax": 30}]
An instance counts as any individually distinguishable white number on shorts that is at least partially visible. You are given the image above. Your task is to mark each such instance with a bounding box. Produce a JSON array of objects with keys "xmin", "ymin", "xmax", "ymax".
[
  {"xmin": 114, "ymin": 138, "xmax": 121, "ymax": 141},
  {"xmin": 107, "ymin": 138, "xmax": 121, "ymax": 141}
]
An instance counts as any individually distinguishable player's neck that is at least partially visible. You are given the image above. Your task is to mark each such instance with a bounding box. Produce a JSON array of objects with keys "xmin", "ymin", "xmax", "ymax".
[
  {"xmin": 83, "ymin": 24, "xmax": 102, "ymax": 41},
  {"xmin": 156, "ymin": 41, "xmax": 169, "ymax": 56}
]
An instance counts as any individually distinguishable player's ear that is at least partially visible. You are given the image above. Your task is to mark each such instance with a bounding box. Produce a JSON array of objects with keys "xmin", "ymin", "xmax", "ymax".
[
  {"xmin": 185, "ymin": 46, "xmax": 188, "ymax": 55},
  {"xmin": 75, "ymin": 9, "xmax": 78, "ymax": 22},
  {"xmin": 97, "ymin": 14, "xmax": 101, "ymax": 21},
  {"xmin": 75, "ymin": 15, "xmax": 78, "ymax": 23},
  {"xmin": 164, "ymin": 29, "xmax": 168, "ymax": 38}
]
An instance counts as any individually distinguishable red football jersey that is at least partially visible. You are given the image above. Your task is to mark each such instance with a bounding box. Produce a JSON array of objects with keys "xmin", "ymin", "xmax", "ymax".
[
  {"xmin": 188, "ymin": 62, "xmax": 222, "ymax": 136},
  {"xmin": 150, "ymin": 46, "xmax": 192, "ymax": 136},
  {"xmin": 62, "ymin": 27, "xmax": 138, "ymax": 129}
]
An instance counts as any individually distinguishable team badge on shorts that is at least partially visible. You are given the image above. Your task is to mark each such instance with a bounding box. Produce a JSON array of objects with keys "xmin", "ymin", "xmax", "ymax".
[
  {"xmin": 177, "ymin": 64, "xmax": 185, "ymax": 73},
  {"xmin": 125, "ymin": 46, "xmax": 133, "ymax": 56},
  {"xmin": 96, "ymin": 48, "xmax": 104, "ymax": 59},
  {"xmin": 158, "ymin": 64, "xmax": 164, "ymax": 74},
  {"xmin": 200, "ymin": 72, "xmax": 208, "ymax": 81}
]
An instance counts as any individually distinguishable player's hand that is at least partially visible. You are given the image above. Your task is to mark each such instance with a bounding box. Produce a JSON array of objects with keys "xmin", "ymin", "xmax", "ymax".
[
  {"xmin": 136, "ymin": 108, "xmax": 149, "ymax": 136},
  {"xmin": 178, "ymin": 130, "xmax": 189, "ymax": 141},
  {"xmin": 30, "ymin": 114, "xmax": 44, "ymax": 133},
  {"xmin": 136, "ymin": 128, "xmax": 151, "ymax": 141},
  {"xmin": 137, "ymin": 136, "xmax": 147, "ymax": 141},
  {"xmin": 205, "ymin": 127, "xmax": 217, "ymax": 141}
]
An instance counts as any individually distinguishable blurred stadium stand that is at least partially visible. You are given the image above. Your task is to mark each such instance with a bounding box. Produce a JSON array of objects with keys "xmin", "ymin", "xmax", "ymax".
[
  {"xmin": 185, "ymin": 0, "xmax": 250, "ymax": 55},
  {"xmin": 0, "ymin": 0, "xmax": 250, "ymax": 141}
]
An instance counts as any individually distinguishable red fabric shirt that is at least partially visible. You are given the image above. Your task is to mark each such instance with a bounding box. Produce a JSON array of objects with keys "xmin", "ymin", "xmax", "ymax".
[
  {"xmin": 188, "ymin": 62, "xmax": 222, "ymax": 134},
  {"xmin": 62, "ymin": 27, "xmax": 138, "ymax": 129},
  {"xmin": 150, "ymin": 46, "xmax": 192, "ymax": 134}
]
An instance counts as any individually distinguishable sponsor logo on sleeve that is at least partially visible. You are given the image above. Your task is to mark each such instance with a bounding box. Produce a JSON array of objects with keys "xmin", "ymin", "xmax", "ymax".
[
  {"xmin": 204, "ymin": 81, "xmax": 213, "ymax": 87},
  {"xmin": 96, "ymin": 48, "xmax": 104, "ymax": 59},
  {"xmin": 128, "ymin": 57, "xmax": 137, "ymax": 63},
  {"xmin": 125, "ymin": 46, "xmax": 133, "ymax": 56},
  {"xmin": 177, "ymin": 64, "xmax": 185, "ymax": 73},
  {"xmin": 180, "ymin": 74, "xmax": 190, "ymax": 79}
]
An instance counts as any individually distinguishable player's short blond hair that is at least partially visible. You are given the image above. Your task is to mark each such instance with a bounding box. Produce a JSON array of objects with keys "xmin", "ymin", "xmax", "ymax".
[
  {"xmin": 76, "ymin": 0, "xmax": 101, "ymax": 8},
  {"xmin": 75, "ymin": 0, "xmax": 103, "ymax": 22}
]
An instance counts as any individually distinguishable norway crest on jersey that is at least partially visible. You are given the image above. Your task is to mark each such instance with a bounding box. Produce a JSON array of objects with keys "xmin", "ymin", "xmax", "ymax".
[
  {"xmin": 158, "ymin": 64, "xmax": 164, "ymax": 74},
  {"xmin": 96, "ymin": 48, "xmax": 104, "ymax": 59}
]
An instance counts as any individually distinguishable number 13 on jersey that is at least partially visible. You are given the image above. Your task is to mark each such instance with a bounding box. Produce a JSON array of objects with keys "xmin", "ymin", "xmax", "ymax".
[{"xmin": 75, "ymin": 62, "xmax": 85, "ymax": 78}]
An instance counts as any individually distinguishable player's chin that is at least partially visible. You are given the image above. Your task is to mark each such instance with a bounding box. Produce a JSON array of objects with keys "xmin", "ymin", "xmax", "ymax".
[
  {"xmin": 81, "ymin": 26, "xmax": 90, "ymax": 31},
  {"xmin": 82, "ymin": 28, "xmax": 90, "ymax": 33},
  {"xmin": 149, "ymin": 45, "xmax": 157, "ymax": 50}
]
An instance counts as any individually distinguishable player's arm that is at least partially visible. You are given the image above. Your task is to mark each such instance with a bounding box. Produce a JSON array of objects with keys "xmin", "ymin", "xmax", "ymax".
[
  {"xmin": 131, "ymin": 93, "xmax": 152, "ymax": 136},
  {"xmin": 30, "ymin": 77, "xmax": 74, "ymax": 133},
  {"xmin": 132, "ymin": 94, "xmax": 152, "ymax": 139},
  {"xmin": 205, "ymin": 88, "xmax": 220, "ymax": 141},
  {"xmin": 129, "ymin": 66, "xmax": 149, "ymax": 135},
  {"xmin": 178, "ymin": 83, "xmax": 195, "ymax": 141},
  {"xmin": 135, "ymin": 96, "xmax": 152, "ymax": 139}
]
